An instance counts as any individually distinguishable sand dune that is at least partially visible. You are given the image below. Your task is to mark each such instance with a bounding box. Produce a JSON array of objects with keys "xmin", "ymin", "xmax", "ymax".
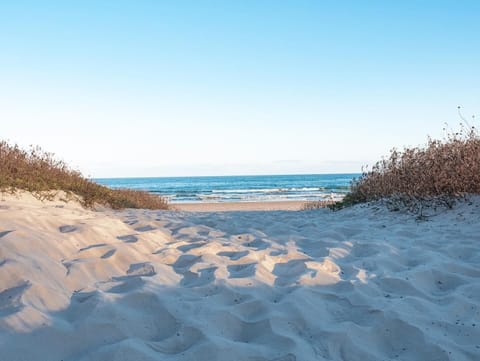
[{"xmin": 1, "ymin": 192, "xmax": 479, "ymax": 360}]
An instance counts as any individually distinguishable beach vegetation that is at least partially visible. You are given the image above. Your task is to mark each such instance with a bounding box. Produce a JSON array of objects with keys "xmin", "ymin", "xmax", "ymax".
[
  {"xmin": 301, "ymin": 199, "xmax": 338, "ymax": 210},
  {"xmin": 332, "ymin": 110, "xmax": 480, "ymax": 210},
  {"xmin": 0, "ymin": 141, "xmax": 169, "ymax": 209}
]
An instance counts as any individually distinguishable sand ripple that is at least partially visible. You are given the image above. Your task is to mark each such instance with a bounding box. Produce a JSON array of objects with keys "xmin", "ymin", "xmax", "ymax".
[{"xmin": 0, "ymin": 193, "xmax": 479, "ymax": 360}]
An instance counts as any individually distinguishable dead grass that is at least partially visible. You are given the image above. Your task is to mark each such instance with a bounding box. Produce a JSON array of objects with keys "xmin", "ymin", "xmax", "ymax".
[
  {"xmin": 334, "ymin": 125, "xmax": 480, "ymax": 209},
  {"xmin": 0, "ymin": 141, "xmax": 168, "ymax": 210},
  {"xmin": 301, "ymin": 200, "xmax": 338, "ymax": 210}
]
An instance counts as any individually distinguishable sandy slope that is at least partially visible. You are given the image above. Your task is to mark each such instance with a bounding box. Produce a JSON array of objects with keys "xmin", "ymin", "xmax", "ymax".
[{"xmin": 0, "ymin": 192, "xmax": 479, "ymax": 361}]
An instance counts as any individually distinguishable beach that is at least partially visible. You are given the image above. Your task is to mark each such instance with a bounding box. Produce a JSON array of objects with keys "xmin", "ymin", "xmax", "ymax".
[
  {"xmin": 2, "ymin": 0, "xmax": 479, "ymax": 360},
  {"xmin": 1, "ymin": 192, "xmax": 479, "ymax": 361},
  {"xmin": 174, "ymin": 200, "xmax": 308, "ymax": 212},
  {"xmin": 95, "ymin": 174, "xmax": 354, "ymax": 204}
]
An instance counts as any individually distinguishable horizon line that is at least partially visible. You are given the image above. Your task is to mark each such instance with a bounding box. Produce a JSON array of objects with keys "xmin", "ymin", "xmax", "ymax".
[{"xmin": 93, "ymin": 172, "xmax": 362, "ymax": 180}]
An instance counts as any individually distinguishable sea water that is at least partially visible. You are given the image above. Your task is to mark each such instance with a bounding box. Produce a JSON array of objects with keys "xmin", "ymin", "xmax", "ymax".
[{"xmin": 95, "ymin": 173, "xmax": 359, "ymax": 203}]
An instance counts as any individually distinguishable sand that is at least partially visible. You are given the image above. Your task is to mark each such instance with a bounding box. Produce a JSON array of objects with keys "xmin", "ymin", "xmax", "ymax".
[
  {"xmin": 174, "ymin": 201, "xmax": 308, "ymax": 212},
  {"xmin": 1, "ymin": 192, "xmax": 479, "ymax": 361}
]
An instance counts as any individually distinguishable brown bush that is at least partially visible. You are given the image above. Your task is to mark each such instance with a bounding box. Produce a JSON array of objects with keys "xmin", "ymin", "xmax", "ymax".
[
  {"xmin": 0, "ymin": 141, "xmax": 168, "ymax": 210},
  {"xmin": 342, "ymin": 126, "xmax": 480, "ymax": 207}
]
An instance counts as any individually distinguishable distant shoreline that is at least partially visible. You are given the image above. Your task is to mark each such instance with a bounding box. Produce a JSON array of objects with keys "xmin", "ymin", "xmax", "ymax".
[{"xmin": 95, "ymin": 173, "xmax": 355, "ymax": 204}]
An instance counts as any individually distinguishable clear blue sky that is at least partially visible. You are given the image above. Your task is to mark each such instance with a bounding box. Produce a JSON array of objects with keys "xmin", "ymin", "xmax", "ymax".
[{"xmin": 1, "ymin": 1, "xmax": 479, "ymax": 177}]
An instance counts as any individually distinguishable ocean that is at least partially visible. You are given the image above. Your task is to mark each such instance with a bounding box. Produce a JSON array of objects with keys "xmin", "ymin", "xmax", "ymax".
[{"xmin": 95, "ymin": 173, "xmax": 359, "ymax": 203}]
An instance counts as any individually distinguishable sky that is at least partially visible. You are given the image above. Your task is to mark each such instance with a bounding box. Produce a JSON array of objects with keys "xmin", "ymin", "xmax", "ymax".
[{"xmin": 1, "ymin": 1, "xmax": 479, "ymax": 177}]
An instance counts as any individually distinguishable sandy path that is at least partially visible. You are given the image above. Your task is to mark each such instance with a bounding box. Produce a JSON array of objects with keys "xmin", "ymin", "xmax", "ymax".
[
  {"xmin": 0, "ymin": 192, "xmax": 479, "ymax": 360},
  {"xmin": 173, "ymin": 200, "xmax": 308, "ymax": 212}
]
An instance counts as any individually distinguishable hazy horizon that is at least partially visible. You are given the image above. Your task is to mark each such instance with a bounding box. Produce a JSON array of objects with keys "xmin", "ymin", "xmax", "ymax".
[
  {"xmin": 2, "ymin": 1, "xmax": 479, "ymax": 177},
  {"xmin": 94, "ymin": 171, "xmax": 361, "ymax": 180}
]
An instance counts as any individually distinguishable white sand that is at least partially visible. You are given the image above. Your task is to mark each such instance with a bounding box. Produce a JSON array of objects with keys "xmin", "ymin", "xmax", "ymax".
[
  {"xmin": 174, "ymin": 201, "xmax": 308, "ymax": 212},
  {"xmin": 1, "ymin": 192, "xmax": 479, "ymax": 361}
]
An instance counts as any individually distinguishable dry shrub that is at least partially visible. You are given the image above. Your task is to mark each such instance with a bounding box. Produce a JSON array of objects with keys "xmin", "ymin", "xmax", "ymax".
[
  {"xmin": 302, "ymin": 200, "xmax": 338, "ymax": 210},
  {"xmin": 0, "ymin": 141, "xmax": 168, "ymax": 210},
  {"xmin": 338, "ymin": 125, "xmax": 480, "ymax": 209}
]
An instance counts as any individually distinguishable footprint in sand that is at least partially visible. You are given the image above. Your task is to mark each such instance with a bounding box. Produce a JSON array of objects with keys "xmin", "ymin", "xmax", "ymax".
[
  {"xmin": 59, "ymin": 225, "xmax": 77, "ymax": 233},
  {"xmin": 0, "ymin": 281, "xmax": 31, "ymax": 317},
  {"xmin": 0, "ymin": 230, "xmax": 13, "ymax": 238},
  {"xmin": 126, "ymin": 262, "xmax": 156, "ymax": 277},
  {"xmin": 111, "ymin": 262, "xmax": 156, "ymax": 282},
  {"xmin": 269, "ymin": 249, "xmax": 288, "ymax": 256},
  {"xmin": 117, "ymin": 234, "xmax": 138, "ymax": 243},
  {"xmin": 61, "ymin": 260, "xmax": 74, "ymax": 275},
  {"xmin": 60, "ymin": 291, "xmax": 100, "ymax": 323},
  {"xmin": 71, "ymin": 290, "xmax": 98, "ymax": 304},
  {"xmin": 79, "ymin": 243, "xmax": 107, "ymax": 252},
  {"xmin": 177, "ymin": 242, "xmax": 206, "ymax": 253},
  {"xmin": 123, "ymin": 219, "xmax": 138, "ymax": 225},
  {"xmin": 273, "ymin": 260, "xmax": 308, "ymax": 286},
  {"xmin": 101, "ymin": 249, "xmax": 116, "ymax": 259},
  {"xmin": 217, "ymin": 250, "xmax": 249, "ymax": 260},
  {"xmin": 243, "ymin": 239, "xmax": 270, "ymax": 250},
  {"xmin": 172, "ymin": 255, "xmax": 202, "ymax": 274},
  {"xmin": 134, "ymin": 225, "xmax": 156, "ymax": 232},
  {"xmin": 181, "ymin": 267, "xmax": 217, "ymax": 287},
  {"xmin": 104, "ymin": 277, "xmax": 145, "ymax": 294},
  {"xmin": 62, "ymin": 258, "xmax": 90, "ymax": 276},
  {"xmin": 227, "ymin": 263, "xmax": 257, "ymax": 278}
]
